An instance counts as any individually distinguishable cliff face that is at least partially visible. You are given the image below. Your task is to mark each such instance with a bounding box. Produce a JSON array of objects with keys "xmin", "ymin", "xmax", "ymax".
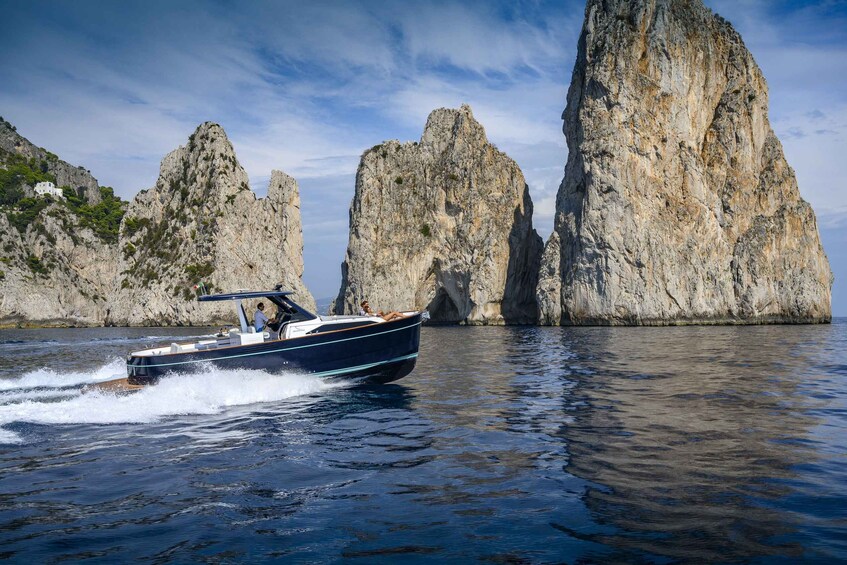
[
  {"xmin": 334, "ymin": 104, "xmax": 542, "ymax": 324},
  {"xmin": 108, "ymin": 123, "xmax": 314, "ymax": 326},
  {"xmin": 0, "ymin": 206, "xmax": 119, "ymax": 326},
  {"xmin": 1, "ymin": 120, "xmax": 314, "ymax": 327},
  {"xmin": 536, "ymin": 0, "xmax": 832, "ymax": 325},
  {"xmin": 0, "ymin": 118, "xmax": 123, "ymax": 326},
  {"xmin": 0, "ymin": 118, "xmax": 101, "ymax": 205}
]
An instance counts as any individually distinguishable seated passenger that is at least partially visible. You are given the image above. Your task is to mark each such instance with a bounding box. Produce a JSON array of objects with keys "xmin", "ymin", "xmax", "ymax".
[
  {"xmin": 360, "ymin": 299, "xmax": 404, "ymax": 322},
  {"xmin": 254, "ymin": 302, "xmax": 270, "ymax": 332}
]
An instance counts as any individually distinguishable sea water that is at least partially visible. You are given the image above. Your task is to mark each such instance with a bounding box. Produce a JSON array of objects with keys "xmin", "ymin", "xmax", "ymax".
[{"xmin": 0, "ymin": 323, "xmax": 845, "ymax": 562}]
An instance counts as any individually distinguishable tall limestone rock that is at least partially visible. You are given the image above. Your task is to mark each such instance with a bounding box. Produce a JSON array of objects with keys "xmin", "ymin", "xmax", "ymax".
[
  {"xmin": 334, "ymin": 104, "xmax": 542, "ymax": 324},
  {"xmin": 108, "ymin": 122, "xmax": 315, "ymax": 325},
  {"xmin": 536, "ymin": 0, "xmax": 832, "ymax": 325}
]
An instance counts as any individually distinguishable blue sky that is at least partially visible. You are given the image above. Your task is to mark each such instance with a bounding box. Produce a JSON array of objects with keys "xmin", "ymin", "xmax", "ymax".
[{"xmin": 1, "ymin": 0, "xmax": 845, "ymax": 313}]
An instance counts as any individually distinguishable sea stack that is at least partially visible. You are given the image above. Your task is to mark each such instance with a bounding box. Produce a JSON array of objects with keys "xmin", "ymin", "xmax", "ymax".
[
  {"xmin": 109, "ymin": 122, "xmax": 315, "ymax": 325},
  {"xmin": 536, "ymin": 0, "xmax": 832, "ymax": 325},
  {"xmin": 334, "ymin": 104, "xmax": 542, "ymax": 324}
]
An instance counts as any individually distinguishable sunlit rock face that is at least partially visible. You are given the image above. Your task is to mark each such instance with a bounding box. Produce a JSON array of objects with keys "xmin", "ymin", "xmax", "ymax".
[
  {"xmin": 0, "ymin": 206, "xmax": 119, "ymax": 327},
  {"xmin": 333, "ymin": 104, "xmax": 543, "ymax": 324},
  {"xmin": 0, "ymin": 120, "xmax": 119, "ymax": 327},
  {"xmin": 108, "ymin": 123, "xmax": 315, "ymax": 326},
  {"xmin": 536, "ymin": 0, "xmax": 832, "ymax": 325}
]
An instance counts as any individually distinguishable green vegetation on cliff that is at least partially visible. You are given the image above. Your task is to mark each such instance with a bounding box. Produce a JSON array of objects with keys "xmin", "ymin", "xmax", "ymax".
[
  {"xmin": 185, "ymin": 262, "xmax": 214, "ymax": 281},
  {"xmin": 26, "ymin": 254, "xmax": 50, "ymax": 275},
  {"xmin": 0, "ymin": 153, "xmax": 56, "ymax": 206},
  {"xmin": 1, "ymin": 149, "xmax": 126, "ymax": 243},
  {"xmin": 62, "ymin": 186, "xmax": 126, "ymax": 243},
  {"xmin": 6, "ymin": 197, "xmax": 49, "ymax": 233},
  {"xmin": 123, "ymin": 216, "xmax": 150, "ymax": 237}
]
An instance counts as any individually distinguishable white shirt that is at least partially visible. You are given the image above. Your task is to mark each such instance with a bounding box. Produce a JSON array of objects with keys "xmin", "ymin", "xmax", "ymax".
[{"xmin": 254, "ymin": 309, "xmax": 269, "ymax": 331}]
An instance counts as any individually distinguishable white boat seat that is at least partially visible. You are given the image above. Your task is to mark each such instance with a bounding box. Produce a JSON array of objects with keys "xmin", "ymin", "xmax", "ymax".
[{"xmin": 238, "ymin": 332, "xmax": 264, "ymax": 345}]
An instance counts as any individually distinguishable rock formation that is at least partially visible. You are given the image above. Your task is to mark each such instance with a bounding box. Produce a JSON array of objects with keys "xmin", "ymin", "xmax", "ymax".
[
  {"xmin": 0, "ymin": 205, "xmax": 120, "ymax": 326},
  {"xmin": 0, "ymin": 118, "xmax": 101, "ymax": 205},
  {"xmin": 536, "ymin": 0, "xmax": 832, "ymax": 325},
  {"xmin": 108, "ymin": 122, "xmax": 315, "ymax": 326},
  {"xmin": 334, "ymin": 104, "xmax": 542, "ymax": 324},
  {"xmin": 0, "ymin": 119, "xmax": 122, "ymax": 326},
  {"xmin": 0, "ymin": 119, "xmax": 315, "ymax": 326}
]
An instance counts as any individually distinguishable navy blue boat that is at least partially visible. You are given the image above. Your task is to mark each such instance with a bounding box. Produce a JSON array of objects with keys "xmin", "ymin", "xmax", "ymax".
[{"xmin": 126, "ymin": 290, "xmax": 422, "ymax": 385}]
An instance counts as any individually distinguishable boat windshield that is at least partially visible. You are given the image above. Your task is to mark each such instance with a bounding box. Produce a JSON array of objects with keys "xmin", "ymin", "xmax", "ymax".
[
  {"xmin": 267, "ymin": 295, "xmax": 315, "ymax": 323},
  {"xmin": 197, "ymin": 290, "xmax": 318, "ymax": 333}
]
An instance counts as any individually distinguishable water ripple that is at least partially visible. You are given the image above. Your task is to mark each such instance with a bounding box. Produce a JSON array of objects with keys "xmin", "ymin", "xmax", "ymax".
[{"xmin": 0, "ymin": 323, "xmax": 845, "ymax": 561}]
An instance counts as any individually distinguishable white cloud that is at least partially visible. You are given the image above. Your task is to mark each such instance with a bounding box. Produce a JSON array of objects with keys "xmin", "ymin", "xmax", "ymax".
[
  {"xmin": 244, "ymin": 3, "xmax": 396, "ymax": 72},
  {"xmin": 778, "ymin": 104, "xmax": 847, "ymax": 219},
  {"xmin": 396, "ymin": 2, "xmax": 573, "ymax": 75}
]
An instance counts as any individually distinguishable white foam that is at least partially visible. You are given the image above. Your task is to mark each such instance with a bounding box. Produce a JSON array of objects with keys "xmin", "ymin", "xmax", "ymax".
[
  {"xmin": 0, "ymin": 388, "xmax": 81, "ymax": 403},
  {"xmin": 0, "ymin": 427, "xmax": 22, "ymax": 444},
  {"xmin": 0, "ymin": 362, "xmax": 338, "ymax": 443},
  {"xmin": 0, "ymin": 359, "xmax": 126, "ymax": 391},
  {"xmin": 0, "ymin": 335, "xmax": 187, "ymax": 350}
]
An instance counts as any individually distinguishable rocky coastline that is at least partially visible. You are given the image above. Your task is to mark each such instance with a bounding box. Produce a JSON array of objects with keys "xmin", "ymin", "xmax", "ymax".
[
  {"xmin": 0, "ymin": 120, "xmax": 313, "ymax": 327},
  {"xmin": 0, "ymin": 0, "xmax": 833, "ymax": 328}
]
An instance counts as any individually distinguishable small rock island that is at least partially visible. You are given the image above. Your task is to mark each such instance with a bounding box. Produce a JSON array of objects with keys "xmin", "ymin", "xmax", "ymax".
[
  {"xmin": 333, "ymin": 105, "xmax": 543, "ymax": 324},
  {"xmin": 536, "ymin": 0, "xmax": 833, "ymax": 325}
]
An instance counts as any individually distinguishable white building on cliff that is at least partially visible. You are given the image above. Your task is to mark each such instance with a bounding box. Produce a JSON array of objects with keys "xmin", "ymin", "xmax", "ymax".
[{"xmin": 34, "ymin": 181, "xmax": 64, "ymax": 199}]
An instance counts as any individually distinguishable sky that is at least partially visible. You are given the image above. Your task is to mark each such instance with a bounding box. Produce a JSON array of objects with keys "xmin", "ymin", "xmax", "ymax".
[{"xmin": 1, "ymin": 0, "xmax": 845, "ymax": 313}]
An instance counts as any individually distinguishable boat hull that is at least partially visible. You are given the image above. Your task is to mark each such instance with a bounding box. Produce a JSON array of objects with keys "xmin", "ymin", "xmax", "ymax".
[{"xmin": 127, "ymin": 313, "xmax": 422, "ymax": 385}]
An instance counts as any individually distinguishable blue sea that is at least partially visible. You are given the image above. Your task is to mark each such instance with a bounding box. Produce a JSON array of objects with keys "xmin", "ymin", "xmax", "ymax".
[{"xmin": 1, "ymin": 323, "xmax": 845, "ymax": 562}]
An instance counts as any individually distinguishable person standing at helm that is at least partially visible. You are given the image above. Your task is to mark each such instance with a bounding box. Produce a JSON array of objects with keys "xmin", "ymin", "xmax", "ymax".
[{"xmin": 254, "ymin": 302, "xmax": 269, "ymax": 332}]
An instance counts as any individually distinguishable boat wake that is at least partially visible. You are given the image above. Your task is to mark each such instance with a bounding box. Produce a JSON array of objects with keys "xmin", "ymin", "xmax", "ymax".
[
  {"xmin": 0, "ymin": 359, "xmax": 127, "ymax": 392},
  {"xmin": 0, "ymin": 360, "xmax": 337, "ymax": 444},
  {"xmin": 0, "ymin": 335, "xmax": 197, "ymax": 350}
]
